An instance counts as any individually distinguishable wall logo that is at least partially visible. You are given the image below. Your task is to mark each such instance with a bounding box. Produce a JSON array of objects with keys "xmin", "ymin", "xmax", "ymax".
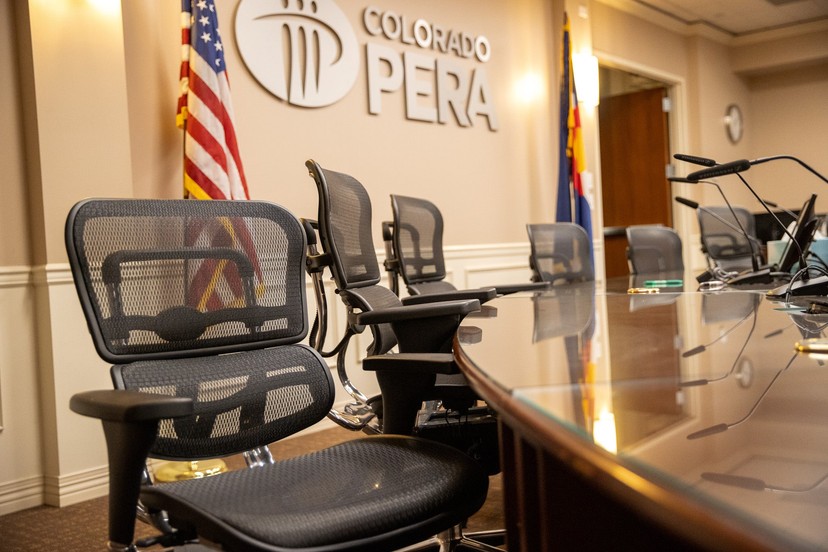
[
  {"xmin": 235, "ymin": 1, "xmax": 497, "ymax": 130},
  {"xmin": 235, "ymin": 0, "xmax": 359, "ymax": 107}
]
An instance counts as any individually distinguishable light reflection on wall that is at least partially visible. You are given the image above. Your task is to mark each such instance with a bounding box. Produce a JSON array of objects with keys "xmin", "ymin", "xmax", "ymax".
[
  {"xmin": 514, "ymin": 72, "xmax": 544, "ymax": 104},
  {"xmin": 573, "ymin": 53, "xmax": 599, "ymax": 108},
  {"xmin": 87, "ymin": 0, "xmax": 120, "ymax": 15}
]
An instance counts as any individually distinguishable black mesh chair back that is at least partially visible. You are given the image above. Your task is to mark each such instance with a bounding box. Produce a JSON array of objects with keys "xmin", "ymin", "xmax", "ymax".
[
  {"xmin": 526, "ymin": 223, "xmax": 594, "ymax": 284},
  {"xmin": 307, "ymin": 160, "xmax": 402, "ymax": 356},
  {"xmin": 391, "ymin": 194, "xmax": 447, "ymax": 288},
  {"xmin": 65, "ymin": 198, "xmax": 490, "ymax": 552},
  {"xmin": 305, "ymin": 160, "xmax": 502, "ymax": 472},
  {"xmin": 312, "ymin": 163, "xmax": 383, "ymax": 292},
  {"xmin": 385, "ymin": 195, "xmax": 548, "ymax": 299},
  {"xmin": 66, "ymin": 198, "xmax": 323, "ymax": 459},
  {"xmin": 626, "ymin": 225, "xmax": 685, "ymax": 274},
  {"xmin": 698, "ymin": 206, "xmax": 760, "ymax": 270}
]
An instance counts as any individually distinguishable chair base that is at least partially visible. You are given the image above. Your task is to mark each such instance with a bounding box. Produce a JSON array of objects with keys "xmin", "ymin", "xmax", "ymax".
[
  {"xmin": 153, "ymin": 459, "xmax": 227, "ymax": 482},
  {"xmin": 397, "ymin": 528, "xmax": 506, "ymax": 552}
]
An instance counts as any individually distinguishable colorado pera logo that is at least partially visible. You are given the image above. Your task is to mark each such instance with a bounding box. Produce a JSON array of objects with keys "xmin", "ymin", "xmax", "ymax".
[
  {"xmin": 235, "ymin": 0, "xmax": 359, "ymax": 107},
  {"xmin": 235, "ymin": 1, "xmax": 497, "ymax": 130}
]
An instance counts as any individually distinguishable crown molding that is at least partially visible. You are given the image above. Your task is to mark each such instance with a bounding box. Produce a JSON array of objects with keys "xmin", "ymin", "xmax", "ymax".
[{"xmin": 595, "ymin": 0, "xmax": 828, "ymax": 46}]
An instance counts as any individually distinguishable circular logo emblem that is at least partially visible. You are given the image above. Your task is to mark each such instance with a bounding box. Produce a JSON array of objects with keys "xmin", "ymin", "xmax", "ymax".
[{"xmin": 235, "ymin": 0, "xmax": 359, "ymax": 108}]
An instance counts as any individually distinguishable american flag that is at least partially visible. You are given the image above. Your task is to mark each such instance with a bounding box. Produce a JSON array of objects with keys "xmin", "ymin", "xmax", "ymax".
[
  {"xmin": 178, "ymin": 0, "xmax": 249, "ymax": 200},
  {"xmin": 178, "ymin": 0, "xmax": 261, "ymax": 311}
]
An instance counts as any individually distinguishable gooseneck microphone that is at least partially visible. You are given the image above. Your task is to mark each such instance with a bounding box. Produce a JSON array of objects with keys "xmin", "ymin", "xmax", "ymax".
[
  {"xmin": 761, "ymin": 199, "xmax": 798, "ymax": 221},
  {"xmin": 686, "ymin": 155, "xmax": 828, "ymax": 185},
  {"xmin": 682, "ymin": 158, "xmax": 806, "ymax": 274},
  {"xmin": 674, "ymin": 196, "xmax": 700, "ymax": 210},
  {"xmin": 672, "ymin": 187, "xmax": 773, "ymax": 285},
  {"xmin": 674, "ymin": 196, "xmax": 760, "ymax": 273},
  {"xmin": 676, "ymin": 153, "xmax": 828, "ymax": 295},
  {"xmin": 673, "ymin": 153, "xmax": 717, "ymax": 167},
  {"xmin": 686, "ymin": 159, "xmax": 752, "ymax": 182},
  {"xmin": 674, "ymin": 196, "xmax": 763, "ymax": 256},
  {"xmin": 751, "ymin": 155, "xmax": 828, "ymax": 185},
  {"xmin": 686, "ymin": 353, "xmax": 797, "ymax": 440}
]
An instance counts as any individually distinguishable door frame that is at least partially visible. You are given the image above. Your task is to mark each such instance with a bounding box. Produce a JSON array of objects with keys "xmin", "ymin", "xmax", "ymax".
[{"xmin": 591, "ymin": 51, "xmax": 698, "ymax": 273}]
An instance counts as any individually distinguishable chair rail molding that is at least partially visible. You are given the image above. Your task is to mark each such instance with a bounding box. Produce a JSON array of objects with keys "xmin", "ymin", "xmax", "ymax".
[
  {"xmin": 31, "ymin": 263, "xmax": 74, "ymax": 286},
  {"xmin": 0, "ymin": 265, "xmax": 33, "ymax": 288}
]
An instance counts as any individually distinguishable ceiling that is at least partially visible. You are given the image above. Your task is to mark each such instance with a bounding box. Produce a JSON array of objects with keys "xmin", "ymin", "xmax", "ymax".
[{"xmin": 625, "ymin": 0, "xmax": 828, "ymax": 36}]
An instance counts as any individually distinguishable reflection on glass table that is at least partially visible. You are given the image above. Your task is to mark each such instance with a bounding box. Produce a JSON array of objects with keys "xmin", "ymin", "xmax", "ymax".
[{"xmin": 456, "ymin": 287, "xmax": 828, "ymax": 550}]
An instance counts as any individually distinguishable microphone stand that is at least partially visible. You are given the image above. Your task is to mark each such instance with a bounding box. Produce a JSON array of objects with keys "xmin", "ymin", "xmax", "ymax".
[
  {"xmin": 686, "ymin": 159, "xmax": 809, "ymax": 275},
  {"xmin": 761, "ymin": 199, "xmax": 798, "ymax": 222},
  {"xmin": 670, "ymin": 176, "xmax": 773, "ymax": 284},
  {"xmin": 751, "ymin": 155, "xmax": 828, "ymax": 186},
  {"xmin": 679, "ymin": 153, "xmax": 828, "ymax": 297},
  {"xmin": 733, "ymin": 173, "xmax": 806, "ymax": 270}
]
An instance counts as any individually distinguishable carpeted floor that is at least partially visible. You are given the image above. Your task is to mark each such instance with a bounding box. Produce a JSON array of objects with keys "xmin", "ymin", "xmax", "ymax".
[{"xmin": 0, "ymin": 426, "xmax": 503, "ymax": 551}]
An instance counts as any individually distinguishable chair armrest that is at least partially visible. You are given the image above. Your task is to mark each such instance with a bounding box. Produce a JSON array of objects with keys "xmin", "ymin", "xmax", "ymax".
[
  {"xmin": 494, "ymin": 282, "xmax": 551, "ymax": 295},
  {"xmin": 401, "ymin": 288, "xmax": 496, "ymax": 305},
  {"xmin": 69, "ymin": 390, "xmax": 194, "ymax": 548},
  {"xmin": 363, "ymin": 352, "xmax": 457, "ymax": 374},
  {"xmin": 70, "ymin": 390, "xmax": 194, "ymax": 422},
  {"xmin": 354, "ymin": 299, "xmax": 480, "ymax": 326}
]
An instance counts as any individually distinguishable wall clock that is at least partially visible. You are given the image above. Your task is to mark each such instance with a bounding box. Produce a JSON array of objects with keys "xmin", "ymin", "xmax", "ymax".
[{"xmin": 725, "ymin": 103, "xmax": 743, "ymax": 144}]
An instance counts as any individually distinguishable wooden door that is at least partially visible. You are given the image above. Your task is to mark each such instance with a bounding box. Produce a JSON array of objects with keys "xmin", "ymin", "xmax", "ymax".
[{"xmin": 599, "ymin": 87, "xmax": 671, "ymax": 277}]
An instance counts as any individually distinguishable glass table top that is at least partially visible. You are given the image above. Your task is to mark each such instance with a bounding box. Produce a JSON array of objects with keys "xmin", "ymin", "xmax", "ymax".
[{"xmin": 456, "ymin": 283, "xmax": 828, "ymax": 550}]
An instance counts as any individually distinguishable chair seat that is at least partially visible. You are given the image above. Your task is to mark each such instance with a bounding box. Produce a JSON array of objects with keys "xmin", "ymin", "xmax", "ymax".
[{"xmin": 141, "ymin": 435, "xmax": 489, "ymax": 552}]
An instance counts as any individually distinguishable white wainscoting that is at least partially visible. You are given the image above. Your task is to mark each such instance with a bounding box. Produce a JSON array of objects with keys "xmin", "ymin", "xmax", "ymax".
[{"xmin": 0, "ymin": 241, "xmax": 543, "ymax": 514}]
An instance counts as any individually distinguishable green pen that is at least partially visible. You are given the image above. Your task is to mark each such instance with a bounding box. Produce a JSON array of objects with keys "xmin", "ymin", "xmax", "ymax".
[{"xmin": 643, "ymin": 279, "xmax": 683, "ymax": 287}]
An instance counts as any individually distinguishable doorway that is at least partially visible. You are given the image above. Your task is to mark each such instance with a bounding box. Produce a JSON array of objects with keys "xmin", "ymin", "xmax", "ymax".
[{"xmin": 598, "ymin": 68, "xmax": 673, "ymax": 278}]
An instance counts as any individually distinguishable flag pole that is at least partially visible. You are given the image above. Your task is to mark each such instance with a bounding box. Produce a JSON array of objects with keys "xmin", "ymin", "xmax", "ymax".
[{"xmin": 154, "ymin": 0, "xmax": 228, "ymax": 483}]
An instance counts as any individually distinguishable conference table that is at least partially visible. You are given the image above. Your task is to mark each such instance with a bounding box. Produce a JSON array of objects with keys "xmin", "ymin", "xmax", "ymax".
[{"xmin": 453, "ymin": 275, "xmax": 828, "ymax": 551}]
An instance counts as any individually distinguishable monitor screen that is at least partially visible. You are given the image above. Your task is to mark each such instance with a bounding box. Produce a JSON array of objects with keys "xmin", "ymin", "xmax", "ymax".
[
  {"xmin": 778, "ymin": 193, "xmax": 818, "ymax": 273},
  {"xmin": 754, "ymin": 210, "xmax": 799, "ymax": 243}
]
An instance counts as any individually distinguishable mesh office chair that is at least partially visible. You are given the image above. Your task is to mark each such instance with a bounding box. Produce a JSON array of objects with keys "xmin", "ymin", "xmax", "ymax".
[
  {"xmin": 526, "ymin": 223, "xmax": 594, "ymax": 284},
  {"xmin": 304, "ymin": 160, "xmax": 497, "ymax": 440},
  {"xmin": 304, "ymin": 162, "xmax": 504, "ymax": 551},
  {"xmin": 384, "ymin": 195, "xmax": 549, "ymax": 302},
  {"xmin": 697, "ymin": 206, "xmax": 762, "ymax": 272},
  {"xmin": 626, "ymin": 225, "xmax": 685, "ymax": 275},
  {"xmin": 65, "ymin": 198, "xmax": 490, "ymax": 552}
]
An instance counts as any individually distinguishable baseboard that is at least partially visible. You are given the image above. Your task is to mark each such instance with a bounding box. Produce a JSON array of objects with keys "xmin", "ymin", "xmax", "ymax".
[
  {"xmin": 43, "ymin": 465, "xmax": 109, "ymax": 508},
  {"xmin": 0, "ymin": 475, "xmax": 44, "ymax": 516}
]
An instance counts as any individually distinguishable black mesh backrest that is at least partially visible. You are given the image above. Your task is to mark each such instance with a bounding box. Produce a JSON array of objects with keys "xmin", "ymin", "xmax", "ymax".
[
  {"xmin": 66, "ymin": 198, "xmax": 334, "ymax": 459},
  {"xmin": 697, "ymin": 206, "xmax": 757, "ymax": 260},
  {"xmin": 626, "ymin": 225, "xmax": 684, "ymax": 274},
  {"xmin": 305, "ymin": 160, "xmax": 401, "ymax": 355},
  {"xmin": 391, "ymin": 195, "xmax": 447, "ymax": 286},
  {"xmin": 306, "ymin": 160, "xmax": 381, "ymax": 291},
  {"xmin": 66, "ymin": 199, "xmax": 308, "ymax": 362},
  {"xmin": 526, "ymin": 223, "xmax": 594, "ymax": 284}
]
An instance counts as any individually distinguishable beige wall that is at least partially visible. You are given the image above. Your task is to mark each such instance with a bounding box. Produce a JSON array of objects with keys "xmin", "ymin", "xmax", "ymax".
[
  {"xmin": 591, "ymin": 0, "xmax": 828, "ymax": 262},
  {"xmin": 124, "ymin": 0, "xmax": 564, "ymax": 247},
  {"xmin": 1, "ymin": 0, "xmax": 31, "ymax": 267},
  {"xmin": 749, "ymin": 63, "xmax": 828, "ymax": 213},
  {"xmin": 1, "ymin": 0, "xmax": 41, "ymax": 514},
  {"xmin": 1, "ymin": 0, "xmax": 826, "ymax": 515}
]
